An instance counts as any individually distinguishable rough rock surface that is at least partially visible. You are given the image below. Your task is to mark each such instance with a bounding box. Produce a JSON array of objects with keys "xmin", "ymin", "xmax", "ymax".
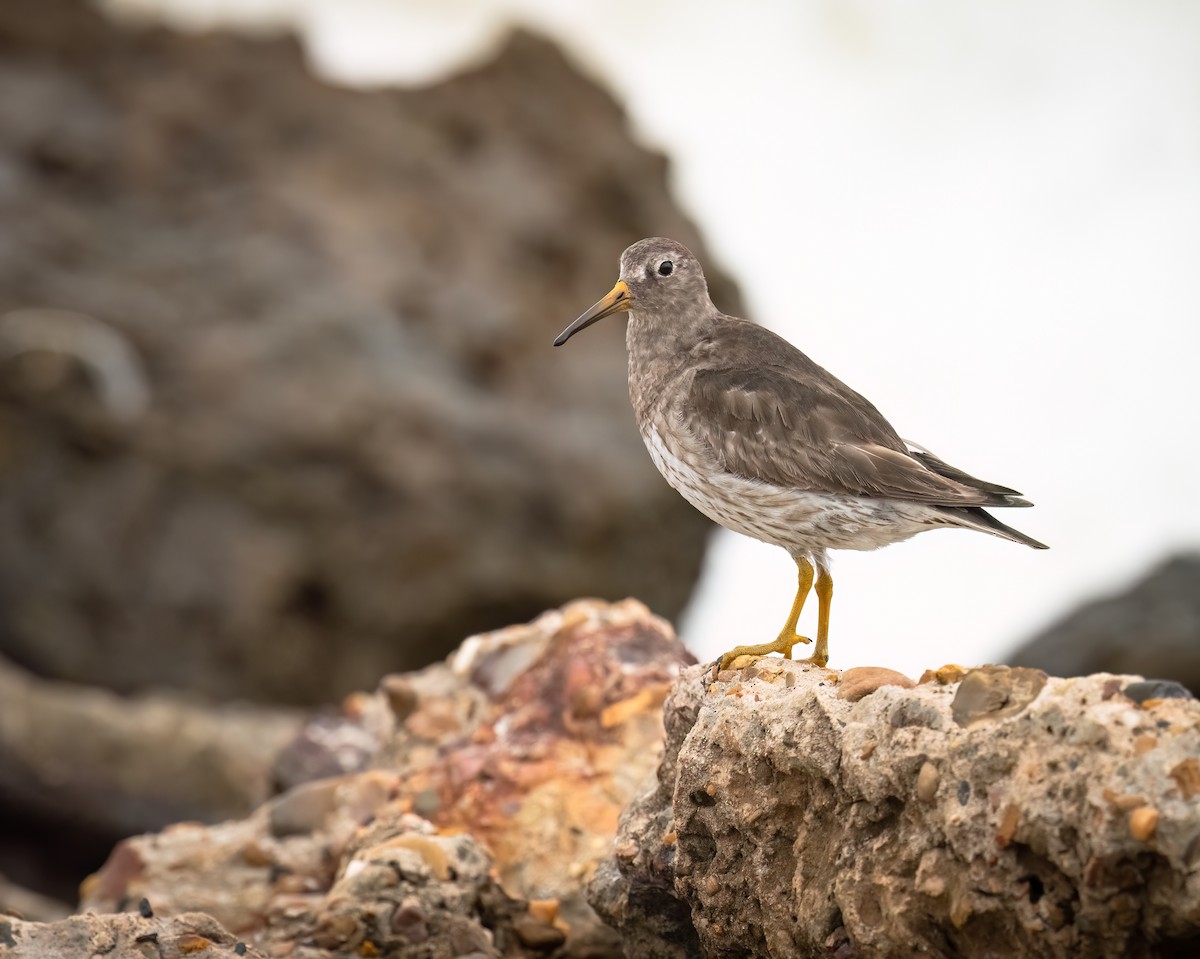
[
  {"xmin": 69, "ymin": 810, "xmax": 527, "ymax": 959},
  {"xmin": 0, "ymin": 0, "xmax": 737, "ymax": 706},
  {"xmin": 80, "ymin": 600, "xmax": 693, "ymax": 957},
  {"xmin": 1010, "ymin": 554, "xmax": 1200, "ymax": 697},
  {"xmin": 0, "ymin": 911, "xmax": 267, "ymax": 959},
  {"xmin": 591, "ymin": 659, "xmax": 1200, "ymax": 959}
]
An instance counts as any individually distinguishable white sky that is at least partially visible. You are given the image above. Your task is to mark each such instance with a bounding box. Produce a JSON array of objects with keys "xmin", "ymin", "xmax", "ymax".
[{"xmin": 108, "ymin": 0, "xmax": 1200, "ymax": 674}]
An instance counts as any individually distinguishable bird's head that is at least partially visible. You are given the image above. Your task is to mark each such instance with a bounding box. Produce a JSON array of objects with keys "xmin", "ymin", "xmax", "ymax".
[{"xmin": 553, "ymin": 237, "xmax": 711, "ymax": 346}]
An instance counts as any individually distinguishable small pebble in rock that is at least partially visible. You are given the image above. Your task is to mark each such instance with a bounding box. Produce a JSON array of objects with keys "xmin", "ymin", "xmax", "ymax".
[
  {"xmin": 951, "ymin": 666, "xmax": 1046, "ymax": 727},
  {"xmin": 1130, "ymin": 805, "xmax": 1159, "ymax": 841},
  {"xmin": 838, "ymin": 666, "xmax": 915, "ymax": 702},
  {"xmin": 513, "ymin": 913, "xmax": 567, "ymax": 950},
  {"xmin": 1123, "ymin": 680, "xmax": 1193, "ymax": 705},
  {"xmin": 1134, "ymin": 735, "xmax": 1158, "ymax": 755},
  {"xmin": 138, "ymin": 898, "xmax": 153, "ymax": 918},
  {"xmin": 995, "ymin": 804, "xmax": 1020, "ymax": 848},
  {"xmin": 912, "ymin": 763, "xmax": 940, "ymax": 801},
  {"xmin": 528, "ymin": 899, "xmax": 559, "ymax": 925},
  {"xmin": 917, "ymin": 762, "xmax": 940, "ymax": 803},
  {"xmin": 1170, "ymin": 758, "xmax": 1200, "ymax": 799},
  {"xmin": 935, "ymin": 664, "xmax": 965, "ymax": 684}
]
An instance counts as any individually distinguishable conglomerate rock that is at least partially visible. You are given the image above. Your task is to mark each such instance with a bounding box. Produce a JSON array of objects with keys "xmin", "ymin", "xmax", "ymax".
[
  {"xmin": 80, "ymin": 599, "xmax": 693, "ymax": 958},
  {"xmin": 591, "ymin": 659, "xmax": 1200, "ymax": 959},
  {"xmin": 1010, "ymin": 554, "xmax": 1200, "ymax": 697},
  {"xmin": 0, "ymin": 0, "xmax": 735, "ymax": 707},
  {"xmin": 0, "ymin": 911, "xmax": 266, "ymax": 959}
]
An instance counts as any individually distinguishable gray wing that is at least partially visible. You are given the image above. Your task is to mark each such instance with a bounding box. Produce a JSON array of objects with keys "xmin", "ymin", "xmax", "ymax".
[{"xmin": 682, "ymin": 365, "xmax": 1027, "ymax": 507}]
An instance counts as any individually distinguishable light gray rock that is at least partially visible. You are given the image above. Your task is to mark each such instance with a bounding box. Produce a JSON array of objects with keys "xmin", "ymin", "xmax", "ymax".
[
  {"xmin": 591, "ymin": 659, "xmax": 1200, "ymax": 959},
  {"xmin": 0, "ymin": 911, "xmax": 266, "ymax": 959}
]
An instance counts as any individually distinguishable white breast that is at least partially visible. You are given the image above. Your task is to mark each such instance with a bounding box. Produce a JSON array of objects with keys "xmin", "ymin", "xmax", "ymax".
[{"xmin": 640, "ymin": 423, "xmax": 941, "ymax": 553}]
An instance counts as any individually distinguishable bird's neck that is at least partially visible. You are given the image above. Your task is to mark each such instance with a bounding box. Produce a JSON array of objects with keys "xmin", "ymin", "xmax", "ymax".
[{"xmin": 626, "ymin": 306, "xmax": 720, "ymax": 419}]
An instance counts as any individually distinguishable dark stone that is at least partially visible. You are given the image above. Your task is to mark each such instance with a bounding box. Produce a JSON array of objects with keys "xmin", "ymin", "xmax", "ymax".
[
  {"xmin": 1122, "ymin": 679, "xmax": 1194, "ymax": 705},
  {"xmin": 1009, "ymin": 555, "xmax": 1200, "ymax": 697},
  {"xmin": 0, "ymin": 0, "xmax": 739, "ymax": 708}
]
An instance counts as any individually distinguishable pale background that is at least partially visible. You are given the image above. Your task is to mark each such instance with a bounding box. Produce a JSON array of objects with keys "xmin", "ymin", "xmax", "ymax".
[{"xmin": 108, "ymin": 0, "xmax": 1200, "ymax": 674}]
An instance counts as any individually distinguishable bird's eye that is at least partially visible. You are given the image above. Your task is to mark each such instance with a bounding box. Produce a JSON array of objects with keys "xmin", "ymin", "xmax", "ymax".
[{"xmin": 657, "ymin": 260, "xmax": 674, "ymax": 276}]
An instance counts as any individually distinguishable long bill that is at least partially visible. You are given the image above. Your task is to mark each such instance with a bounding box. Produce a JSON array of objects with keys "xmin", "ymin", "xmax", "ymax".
[{"xmin": 553, "ymin": 280, "xmax": 632, "ymax": 346}]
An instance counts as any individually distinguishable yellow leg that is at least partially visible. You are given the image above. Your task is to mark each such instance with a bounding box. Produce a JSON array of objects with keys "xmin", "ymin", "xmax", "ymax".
[
  {"xmin": 712, "ymin": 558, "xmax": 814, "ymax": 677},
  {"xmin": 812, "ymin": 563, "xmax": 833, "ymax": 668}
]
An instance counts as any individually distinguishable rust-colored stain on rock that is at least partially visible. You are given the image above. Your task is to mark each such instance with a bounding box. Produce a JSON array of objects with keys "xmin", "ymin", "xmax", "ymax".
[{"xmin": 78, "ymin": 600, "xmax": 689, "ymax": 958}]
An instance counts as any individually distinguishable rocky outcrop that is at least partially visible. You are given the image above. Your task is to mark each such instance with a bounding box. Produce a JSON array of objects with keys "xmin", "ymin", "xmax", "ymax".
[
  {"xmin": 78, "ymin": 600, "xmax": 693, "ymax": 958},
  {"xmin": 6, "ymin": 816, "xmax": 535, "ymax": 958},
  {"xmin": 7, "ymin": 598, "xmax": 1200, "ymax": 957},
  {"xmin": 0, "ymin": 0, "xmax": 736, "ymax": 707},
  {"xmin": 1010, "ymin": 554, "xmax": 1200, "ymax": 697},
  {"xmin": 591, "ymin": 659, "xmax": 1200, "ymax": 959},
  {"xmin": 1, "ymin": 911, "xmax": 265, "ymax": 959}
]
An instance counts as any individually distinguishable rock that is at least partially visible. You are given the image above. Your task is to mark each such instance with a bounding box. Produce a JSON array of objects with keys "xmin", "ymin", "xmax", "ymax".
[
  {"xmin": 837, "ymin": 666, "xmax": 916, "ymax": 702},
  {"xmin": 280, "ymin": 812, "xmax": 527, "ymax": 958},
  {"xmin": 915, "ymin": 761, "xmax": 940, "ymax": 803},
  {"xmin": 81, "ymin": 600, "xmax": 692, "ymax": 957},
  {"xmin": 918, "ymin": 663, "xmax": 966, "ymax": 685},
  {"xmin": 591, "ymin": 660, "xmax": 1200, "ymax": 959},
  {"xmin": 0, "ymin": 911, "xmax": 265, "ymax": 959},
  {"xmin": 0, "ymin": 0, "xmax": 739, "ymax": 707},
  {"xmin": 1009, "ymin": 554, "xmax": 1200, "ymax": 696}
]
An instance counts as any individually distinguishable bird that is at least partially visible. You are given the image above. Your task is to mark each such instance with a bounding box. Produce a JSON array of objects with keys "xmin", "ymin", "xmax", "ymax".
[{"xmin": 553, "ymin": 237, "xmax": 1046, "ymax": 675}]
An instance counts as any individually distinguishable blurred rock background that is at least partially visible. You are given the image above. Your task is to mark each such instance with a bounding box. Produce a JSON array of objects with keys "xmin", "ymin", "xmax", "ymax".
[
  {"xmin": 0, "ymin": 0, "xmax": 741, "ymax": 707},
  {"xmin": 1010, "ymin": 554, "xmax": 1200, "ymax": 697},
  {"xmin": 0, "ymin": 0, "xmax": 736, "ymax": 906}
]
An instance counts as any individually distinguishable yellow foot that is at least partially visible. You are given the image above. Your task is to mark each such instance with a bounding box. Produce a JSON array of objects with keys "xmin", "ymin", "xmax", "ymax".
[{"xmin": 710, "ymin": 633, "xmax": 811, "ymax": 681}]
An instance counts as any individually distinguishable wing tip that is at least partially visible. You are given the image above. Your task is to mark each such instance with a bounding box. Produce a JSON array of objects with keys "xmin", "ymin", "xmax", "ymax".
[{"xmin": 953, "ymin": 506, "xmax": 1048, "ymax": 549}]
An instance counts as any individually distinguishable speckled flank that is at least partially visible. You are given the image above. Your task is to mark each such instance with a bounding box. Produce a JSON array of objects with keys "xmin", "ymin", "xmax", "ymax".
[{"xmin": 642, "ymin": 422, "xmax": 943, "ymax": 553}]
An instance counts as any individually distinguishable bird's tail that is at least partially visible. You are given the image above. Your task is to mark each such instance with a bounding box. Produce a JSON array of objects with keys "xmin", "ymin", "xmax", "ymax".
[{"xmin": 941, "ymin": 506, "xmax": 1049, "ymax": 550}]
